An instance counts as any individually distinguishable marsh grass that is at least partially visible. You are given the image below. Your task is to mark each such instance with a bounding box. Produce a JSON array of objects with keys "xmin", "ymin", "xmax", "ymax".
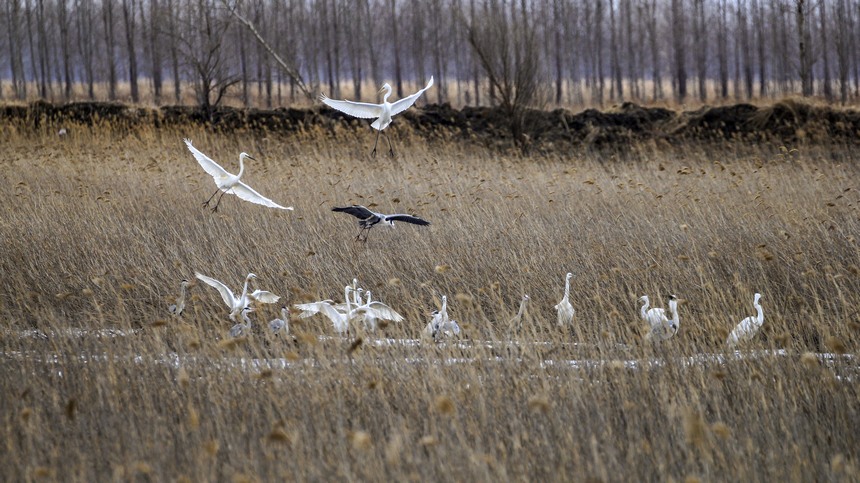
[{"xmin": 0, "ymin": 120, "xmax": 858, "ymax": 481}]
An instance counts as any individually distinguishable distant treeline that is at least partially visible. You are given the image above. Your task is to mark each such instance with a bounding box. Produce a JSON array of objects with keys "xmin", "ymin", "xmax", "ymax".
[{"xmin": 2, "ymin": 0, "xmax": 860, "ymax": 109}]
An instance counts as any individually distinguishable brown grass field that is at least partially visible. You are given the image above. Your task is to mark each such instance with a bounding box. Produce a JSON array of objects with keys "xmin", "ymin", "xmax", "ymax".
[{"xmin": 0, "ymin": 115, "xmax": 858, "ymax": 481}]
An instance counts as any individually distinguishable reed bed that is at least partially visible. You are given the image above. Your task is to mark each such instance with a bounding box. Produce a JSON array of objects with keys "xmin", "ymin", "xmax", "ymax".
[{"xmin": 0, "ymin": 121, "xmax": 858, "ymax": 481}]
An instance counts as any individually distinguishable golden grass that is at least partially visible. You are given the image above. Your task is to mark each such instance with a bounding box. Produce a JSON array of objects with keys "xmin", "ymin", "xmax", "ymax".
[{"xmin": 0, "ymin": 119, "xmax": 858, "ymax": 481}]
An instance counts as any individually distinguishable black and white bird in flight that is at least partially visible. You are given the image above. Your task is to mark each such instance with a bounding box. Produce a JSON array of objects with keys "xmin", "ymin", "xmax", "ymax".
[{"xmin": 332, "ymin": 205, "xmax": 430, "ymax": 241}]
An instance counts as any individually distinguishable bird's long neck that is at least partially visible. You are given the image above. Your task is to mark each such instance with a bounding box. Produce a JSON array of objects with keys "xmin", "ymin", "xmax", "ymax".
[
  {"xmin": 345, "ymin": 286, "xmax": 353, "ymax": 313},
  {"xmin": 237, "ymin": 154, "xmax": 246, "ymax": 178},
  {"xmin": 178, "ymin": 284, "xmax": 187, "ymax": 303},
  {"xmin": 517, "ymin": 298, "xmax": 527, "ymax": 318},
  {"xmin": 241, "ymin": 275, "xmax": 252, "ymax": 301},
  {"xmin": 564, "ymin": 277, "xmax": 571, "ymax": 299},
  {"xmin": 640, "ymin": 298, "xmax": 649, "ymax": 319},
  {"xmin": 382, "ymin": 86, "xmax": 392, "ymax": 104},
  {"xmin": 754, "ymin": 301, "xmax": 763, "ymax": 325},
  {"xmin": 669, "ymin": 300, "xmax": 679, "ymax": 323}
]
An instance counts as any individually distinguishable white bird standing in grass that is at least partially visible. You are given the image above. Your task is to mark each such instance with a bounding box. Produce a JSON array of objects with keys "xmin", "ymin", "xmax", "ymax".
[
  {"xmin": 195, "ymin": 272, "xmax": 280, "ymax": 322},
  {"xmin": 230, "ymin": 306, "xmax": 255, "ymax": 338},
  {"xmin": 639, "ymin": 295, "xmax": 669, "ymax": 329},
  {"xmin": 269, "ymin": 306, "xmax": 289, "ymax": 335},
  {"xmin": 425, "ymin": 295, "xmax": 460, "ymax": 340},
  {"xmin": 555, "ymin": 273, "xmax": 575, "ymax": 325},
  {"xmin": 645, "ymin": 295, "xmax": 680, "ymax": 341},
  {"xmin": 319, "ymin": 77, "xmax": 434, "ymax": 157},
  {"xmin": 727, "ymin": 293, "xmax": 764, "ymax": 348},
  {"xmin": 168, "ymin": 279, "xmax": 190, "ymax": 316},
  {"xmin": 184, "ymin": 139, "xmax": 293, "ymax": 212}
]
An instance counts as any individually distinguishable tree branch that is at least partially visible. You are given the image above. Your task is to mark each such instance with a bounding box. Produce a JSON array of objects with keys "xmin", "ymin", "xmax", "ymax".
[{"xmin": 223, "ymin": 0, "xmax": 314, "ymax": 102}]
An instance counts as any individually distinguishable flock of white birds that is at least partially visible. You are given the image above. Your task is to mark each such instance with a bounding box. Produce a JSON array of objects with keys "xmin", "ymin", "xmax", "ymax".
[{"xmin": 172, "ymin": 80, "xmax": 766, "ymax": 349}]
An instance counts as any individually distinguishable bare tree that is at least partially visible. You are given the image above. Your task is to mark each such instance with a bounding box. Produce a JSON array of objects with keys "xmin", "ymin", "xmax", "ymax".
[
  {"xmin": 819, "ymin": 0, "xmax": 831, "ymax": 100},
  {"xmin": 835, "ymin": 0, "xmax": 850, "ymax": 104},
  {"xmin": 5, "ymin": 0, "xmax": 27, "ymax": 99},
  {"xmin": 796, "ymin": 0, "xmax": 813, "ymax": 96},
  {"xmin": 644, "ymin": 0, "xmax": 662, "ymax": 101},
  {"xmin": 465, "ymin": 0, "xmax": 542, "ymax": 146}
]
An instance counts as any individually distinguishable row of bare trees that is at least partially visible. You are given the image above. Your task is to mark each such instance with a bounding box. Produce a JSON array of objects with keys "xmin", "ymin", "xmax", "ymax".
[{"xmin": 3, "ymin": 0, "xmax": 860, "ymax": 110}]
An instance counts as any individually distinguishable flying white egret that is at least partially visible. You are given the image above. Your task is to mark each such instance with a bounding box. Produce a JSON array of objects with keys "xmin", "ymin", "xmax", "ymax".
[
  {"xmin": 332, "ymin": 205, "xmax": 430, "ymax": 242},
  {"xmin": 727, "ymin": 293, "xmax": 764, "ymax": 348},
  {"xmin": 230, "ymin": 306, "xmax": 255, "ymax": 338},
  {"xmin": 195, "ymin": 272, "xmax": 280, "ymax": 322},
  {"xmin": 509, "ymin": 294, "xmax": 530, "ymax": 330},
  {"xmin": 319, "ymin": 76, "xmax": 434, "ymax": 157},
  {"xmin": 183, "ymin": 139, "xmax": 293, "ymax": 212},
  {"xmin": 168, "ymin": 279, "xmax": 190, "ymax": 316},
  {"xmin": 555, "ymin": 273, "xmax": 575, "ymax": 325},
  {"xmin": 645, "ymin": 295, "xmax": 680, "ymax": 341},
  {"xmin": 269, "ymin": 306, "xmax": 290, "ymax": 335}
]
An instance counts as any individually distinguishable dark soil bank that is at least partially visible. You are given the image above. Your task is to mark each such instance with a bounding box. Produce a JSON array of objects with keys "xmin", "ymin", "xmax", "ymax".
[{"xmin": 3, "ymin": 99, "xmax": 859, "ymax": 152}]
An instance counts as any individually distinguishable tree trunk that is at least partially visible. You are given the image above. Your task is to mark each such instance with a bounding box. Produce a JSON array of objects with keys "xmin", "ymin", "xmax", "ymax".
[
  {"xmin": 717, "ymin": 0, "xmax": 728, "ymax": 98},
  {"xmin": 122, "ymin": 0, "xmax": 139, "ymax": 103},
  {"xmin": 819, "ymin": 0, "xmax": 831, "ymax": 100},
  {"xmin": 103, "ymin": 0, "xmax": 118, "ymax": 100},
  {"xmin": 694, "ymin": 0, "xmax": 707, "ymax": 102},
  {"xmin": 609, "ymin": 0, "xmax": 622, "ymax": 100},
  {"xmin": 149, "ymin": 0, "xmax": 163, "ymax": 104},
  {"xmin": 671, "ymin": 0, "xmax": 686, "ymax": 102},
  {"xmin": 796, "ymin": 0, "xmax": 812, "ymax": 97}
]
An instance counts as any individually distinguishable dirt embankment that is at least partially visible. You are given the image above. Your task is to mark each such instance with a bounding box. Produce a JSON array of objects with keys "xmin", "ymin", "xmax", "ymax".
[{"xmin": 2, "ymin": 99, "xmax": 859, "ymax": 152}]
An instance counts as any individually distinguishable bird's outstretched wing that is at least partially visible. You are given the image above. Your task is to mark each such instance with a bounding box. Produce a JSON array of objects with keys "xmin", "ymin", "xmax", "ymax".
[
  {"xmin": 231, "ymin": 181, "xmax": 294, "ymax": 210},
  {"xmin": 364, "ymin": 301, "xmax": 404, "ymax": 322},
  {"xmin": 332, "ymin": 205, "xmax": 375, "ymax": 220},
  {"xmin": 250, "ymin": 290, "xmax": 281, "ymax": 304},
  {"xmin": 184, "ymin": 139, "xmax": 229, "ymax": 179},
  {"xmin": 319, "ymin": 94, "xmax": 384, "ymax": 119},
  {"xmin": 385, "ymin": 214, "xmax": 430, "ymax": 226},
  {"xmin": 294, "ymin": 300, "xmax": 338, "ymax": 318},
  {"xmin": 390, "ymin": 76, "xmax": 435, "ymax": 116},
  {"xmin": 194, "ymin": 272, "xmax": 235, "ymax": 309}
]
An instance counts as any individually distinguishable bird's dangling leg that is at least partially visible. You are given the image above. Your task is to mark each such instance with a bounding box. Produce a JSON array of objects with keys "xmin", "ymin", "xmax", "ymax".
[
  {"xmin": 370, "ymin": 130, "xmax": 381, "ymax": 158},
  {"xmin": 202, "ymin": 188, "xmax": 220, "ymax": 208},
  {"xmin": 384, "ymin": 131, "xmax": 395, "ymax": 157},
  {"xmin": 211, "ymin": 190, "xmax": 229, "ymax": 213}
]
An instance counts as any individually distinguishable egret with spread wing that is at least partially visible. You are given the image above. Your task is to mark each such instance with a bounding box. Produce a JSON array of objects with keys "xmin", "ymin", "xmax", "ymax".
[
  {"xmin": 195, "ymin": 272, "xmax": 280, "ymax": 322},
  {"xmin": 184, "ymin": 139, "xmax": 293, "ymax": 212},
  {"xmin": 319, "ymin": 77, "xmax": 434, "ymax": 157},
  {"xmin": 332, "ymin": 205, "xmax": 430, "ymax": 241}
]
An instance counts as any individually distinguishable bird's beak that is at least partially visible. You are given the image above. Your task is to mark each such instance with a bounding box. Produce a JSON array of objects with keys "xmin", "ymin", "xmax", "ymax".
[{"xmin": 378, "ymin": 86, "xmax": 386, "ymax": 94}]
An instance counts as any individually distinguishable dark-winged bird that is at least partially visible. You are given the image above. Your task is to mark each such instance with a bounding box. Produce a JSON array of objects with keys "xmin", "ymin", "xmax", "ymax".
[{"xmin": 332, "ymin": 205, "xmax": 430, "ymax": 241}]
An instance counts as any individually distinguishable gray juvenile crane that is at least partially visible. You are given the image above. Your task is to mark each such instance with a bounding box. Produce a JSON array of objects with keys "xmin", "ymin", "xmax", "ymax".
[{"xmin": 332, "ymin": 205, "xmax": 430, "ymax": 242}]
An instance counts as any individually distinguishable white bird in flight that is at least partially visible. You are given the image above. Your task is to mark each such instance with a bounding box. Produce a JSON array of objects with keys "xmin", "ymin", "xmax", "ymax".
[
  {"xmin": 332, "ymin": 205, "xmax": 430, "ymax": 242},
  {"xmin": 168, "ymin": 279, "xmax": 190, "ymax": 316},
  {"xmin": 183, "ymin": 139, "xmax": 293, "ymax": 212},
  {"xmin": 555, "ymin": 273, "xmax": 575, "ymax": 325},
  {"xmin": 195, "ymin": 272, "xmax": 281, "ymax": 322},
  {"xmin": 727, "ymin": 293, "xmax": 764, "ymax": 348},
  {"xmin": 319, "ymin": 77, "xmax": 434, "ymax": 157}
]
